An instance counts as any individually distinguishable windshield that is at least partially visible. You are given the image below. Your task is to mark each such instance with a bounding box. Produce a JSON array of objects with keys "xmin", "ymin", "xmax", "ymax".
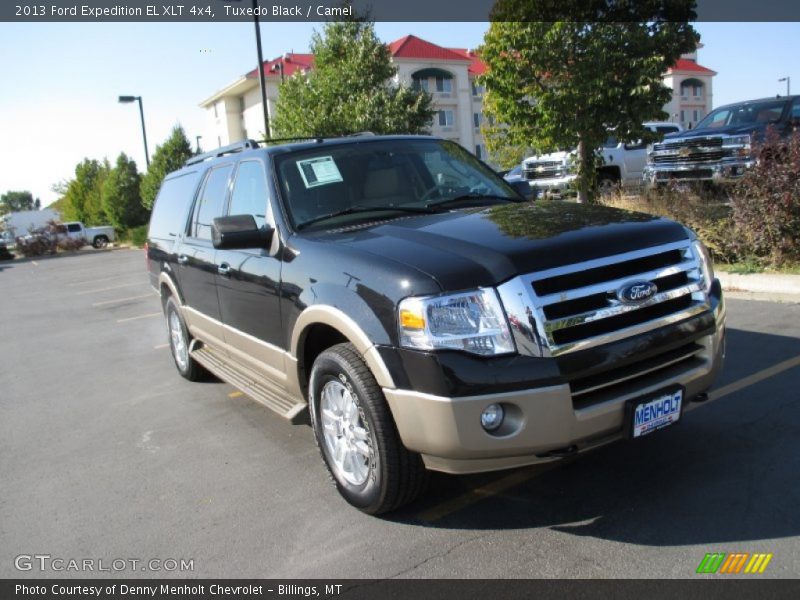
[
  {"xmin": 696, "ymin": 100, "xmax": 788, "ymax": 130},
  {"xmin": 274, "ymin": 139, "xmax": 518, "ymax": 230}
]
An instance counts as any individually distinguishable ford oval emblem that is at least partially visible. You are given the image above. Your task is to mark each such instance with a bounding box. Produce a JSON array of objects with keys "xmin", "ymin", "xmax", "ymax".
[{"xmin": 617, "ymin": 281, "xmax": 658, "ymax": 303}]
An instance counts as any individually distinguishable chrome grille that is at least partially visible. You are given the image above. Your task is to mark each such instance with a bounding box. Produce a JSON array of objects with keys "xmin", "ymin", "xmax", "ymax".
[
  {"xmin": 652, "ymin": 150, "xmax": 729, "ymax": 165},
  {"xmin": 654, "ymin": 137, "xmax": 723, "ymax": 151},
  {"xmin": 497, "ymin": 241, "xmax": 710, "ymax": 358},
  {"xmin": 523, "ymin": 160, "xmax": 563, "ymax": 180}
]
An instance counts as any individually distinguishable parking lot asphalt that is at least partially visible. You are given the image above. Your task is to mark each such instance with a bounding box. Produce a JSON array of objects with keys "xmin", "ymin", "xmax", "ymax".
[{"xmin": 1, "ymin": 249, "xmax": 799, "ymax": 579}]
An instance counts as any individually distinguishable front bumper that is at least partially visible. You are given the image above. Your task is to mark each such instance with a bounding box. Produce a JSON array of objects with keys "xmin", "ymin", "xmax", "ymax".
[
  {"xmin": 382, "ymin": 284, "xmax": 726, "ymax": 475},
  {"xmin": 643, "ymin": 159, "xmax": 754, "ymax": 187},
  {"xmin": 527, "ymin": 174, "xmax": 577, "ymax": 195}
]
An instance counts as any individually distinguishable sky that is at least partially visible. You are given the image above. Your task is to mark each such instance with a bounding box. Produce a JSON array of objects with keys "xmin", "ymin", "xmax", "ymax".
[{"xmin": 0, "ymin": 21, "xmax": 797, "ymax": 206}]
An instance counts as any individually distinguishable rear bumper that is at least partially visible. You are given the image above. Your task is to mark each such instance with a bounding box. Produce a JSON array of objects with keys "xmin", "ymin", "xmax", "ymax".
[{"xmin": 383, "ymin": 287, "xmax": 726, "ymax": 475}]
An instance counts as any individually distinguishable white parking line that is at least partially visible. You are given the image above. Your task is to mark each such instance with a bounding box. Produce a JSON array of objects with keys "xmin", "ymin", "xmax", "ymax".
[
  {"xmin": 92, "ymin": 294, "xmax": 152, "ymax": 307},
  {"xmin": 116, "ymin": 312, "xmax": 161, "ymax": 323},
  {"xmin": 153, "ymin": 343, "xmax": 169, "ymax": 350},
  {"xmin": 77, "ymin": 282, "xmax": 145, "ymax": 295},
  {"xmin": 31, "ymin": 261, "xmax": 38, "ymax": 266}
]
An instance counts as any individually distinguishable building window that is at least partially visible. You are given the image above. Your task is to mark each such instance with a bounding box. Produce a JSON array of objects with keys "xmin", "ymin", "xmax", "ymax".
[
  {"xmin": 680, "ymin": 78, "xmax": 704, "ymax": 99},
  {"xmin": 437, "ymin": 110, "xmax": 454, "ymax": 127},
  {"xmin": 435, "ymin": 76, "xmax": 452, "ymax": 94},
  {"xmin": 680, "ymin": 110, "xmax": 685, "ymax": 124},
  {"xmin": 471, "ymin": 82, "xmax": 484, "ymax": 97},
  {"xmin": 213, "ymin": 103, "xmax": 218, "ymax": 119},
  {"xmin": 693, "ymin": 109, "xmax": 700, "ymax": 122},
  {"xmin": 475, "ymin": 144, "xmax": 483, "ymax": 159},
  {"xmin": 412, "ymin": 76, "xmax": 429, "ymax": 92},
  {"xmin": 473, "ymin": 113, "xmax": 482, "ymax": 128}
]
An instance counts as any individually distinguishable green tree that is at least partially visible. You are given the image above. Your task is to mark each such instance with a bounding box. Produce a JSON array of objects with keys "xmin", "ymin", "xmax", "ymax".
[
  {"xmin": 140, "ymin": 126, "xmax": 193, "ymax": 210},
  {"xmin": 102, "ymin": 153, "xmax": 149, "ymax": 230},
  {"xmin": 480, "ymin": 0, "xmax": 699, "ymax": 202},
  {"xmin": 1, "ymin": 190, "xmax": 35, "ymax": 214},
  {"xmin": 271, "ymin": 17, "xmax": 434, "ymax": 138},
  {"xmin": 62, "ymin": 159, "xmax": 111, "ymax": 224}
]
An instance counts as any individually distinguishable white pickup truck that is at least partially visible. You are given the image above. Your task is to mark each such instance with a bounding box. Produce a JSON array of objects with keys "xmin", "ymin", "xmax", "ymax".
[
  {"xmin": 521, "ymin": 122, "xmax": 683, "ymax": 196},
  {"xmin": 61, "ymin": 222, "xmax": 116, "ymax": 248}
]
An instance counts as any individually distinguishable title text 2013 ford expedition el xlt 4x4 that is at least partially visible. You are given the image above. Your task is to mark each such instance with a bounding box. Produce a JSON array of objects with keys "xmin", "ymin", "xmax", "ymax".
[{"xmin": 147, "ymin": 135, "xmax": 726, "ymax": 514}]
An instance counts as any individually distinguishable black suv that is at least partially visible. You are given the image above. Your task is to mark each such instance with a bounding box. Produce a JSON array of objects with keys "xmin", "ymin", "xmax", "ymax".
[{"xmin": 147, "ymin": 135, "xmax": 725, "ymax": 514}]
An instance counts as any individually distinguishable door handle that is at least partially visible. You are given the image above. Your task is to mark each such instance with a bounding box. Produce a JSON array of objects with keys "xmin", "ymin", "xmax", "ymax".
[
  {"xmin": 217, "ymin": 263, "xmax": 231, "ymax": 276},
  {"xmin": 177, "ymin": 254, "xmax": 188, "ymax": 264}
]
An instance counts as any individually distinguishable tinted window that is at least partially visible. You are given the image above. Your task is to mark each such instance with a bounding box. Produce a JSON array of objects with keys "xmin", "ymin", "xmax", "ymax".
[
  {"xmin": 791, "ymin": 100, "xmax": 800, "ymax": 121},
  {"xmin": 192, "ymin": 165, "xmax": 233, "ymax": 240},
  {"xmin": 148, "ymin": 171, "xmax": 201, "ymax": 240},
  {"xmin": 274, "ymin": 139, "xmax": 516, "ymax": 230},
  {"xmin": 656, "ymin": 126, "xmax": 680, "ymax": 135},
  {"xmin": 696, "ymin": 100, "xmax": 788, "ymax": 129},
  {"xmin": 603, "ymin": 136, "xmax": 618, "ymax": 148},
  {"xmin": 66, "ymin": 223, "xmax": 81, "ymax": 232},
  {"xmin": 229, "ymin": 161, "xmax": 268, "ymax": 228}
]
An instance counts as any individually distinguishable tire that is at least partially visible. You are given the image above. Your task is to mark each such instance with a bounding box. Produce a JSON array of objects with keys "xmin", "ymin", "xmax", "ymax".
[
  {"xmin": 597, "ymin": 173, "xmax": 620, "ymax": 196},
  {"xmin": 309, "ymin": 343, "xmax": 427, "ymax": 514},
  {"xmin": 93, "ymin": 235, "xmax": 109, "ymax": 249},
  {"xmin": 165, "ymin": 296, "xmax": 207, "ymax": 381}
]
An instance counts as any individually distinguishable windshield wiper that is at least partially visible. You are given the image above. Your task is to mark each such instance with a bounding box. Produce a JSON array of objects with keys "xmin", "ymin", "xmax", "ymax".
[
  {"xmin": 425, "ymin": 193, "xmax": 518, "ymax": 209},
  {"xmin": 297, "ymin": 205, "xmax": 441, "ymax": 230}
]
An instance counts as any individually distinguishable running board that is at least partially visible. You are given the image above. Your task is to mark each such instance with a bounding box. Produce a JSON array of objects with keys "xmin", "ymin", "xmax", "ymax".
[{"xmin": 191, "ymin": 345, "xmax": 307, "ymax": 423}]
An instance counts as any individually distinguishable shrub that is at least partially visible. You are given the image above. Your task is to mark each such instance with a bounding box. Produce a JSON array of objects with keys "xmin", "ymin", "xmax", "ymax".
[
  {"xmin": 128, "ymin": 225, "xmax": 148, "ymax": 248},
  {"xmin": 729, "ymin": 127, "xmax": 800, "ymax": 267},
  {"xmin": 598, "ymin": 186, "xmax": 738, "ymax": 263}
]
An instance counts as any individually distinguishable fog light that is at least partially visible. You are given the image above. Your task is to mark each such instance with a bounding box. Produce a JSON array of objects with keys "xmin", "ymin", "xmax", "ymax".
[{"xmin": 480, "ymin": 403, "xmax": 504, "ymax": 432}]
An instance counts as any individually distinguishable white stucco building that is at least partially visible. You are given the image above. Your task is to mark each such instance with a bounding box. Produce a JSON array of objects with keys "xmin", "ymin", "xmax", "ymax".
[{"xmin": 199, "ymin": 35, "xmax": 715, "ymax": 155}]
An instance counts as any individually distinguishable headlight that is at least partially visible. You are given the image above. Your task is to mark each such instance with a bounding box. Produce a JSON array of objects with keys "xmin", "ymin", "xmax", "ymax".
[
  {"xmin": 722, "ymin": 134, "xmax": 751, "ymax": 147},
  {"xmin": 398, "ymin": 288, "xmax": 515, "ymax": 356},
  {"xmin": 723, "ymin": 134, "xmax": 751, "ymax": 157},
  {"xmin": 692, "ymin": 240, "xmax": 715, "ymax": 293}
]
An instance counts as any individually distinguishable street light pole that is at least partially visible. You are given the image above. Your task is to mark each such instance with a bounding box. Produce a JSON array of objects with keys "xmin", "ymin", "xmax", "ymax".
[
  {"xmin": 118, "ymin": 95, "xmax": 150, "ymax": 169},
  {"xmin": 779, "ymin": 77, "xmax": 791, "ymax": 96},
  {"xmin": 252, "ymin": 0, "xmax": 271, "ymax": 139}
]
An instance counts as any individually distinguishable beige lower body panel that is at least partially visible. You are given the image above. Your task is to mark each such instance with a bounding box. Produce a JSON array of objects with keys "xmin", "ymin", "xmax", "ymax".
[{"xmin": 385, "ymin": 328, "xmax": 725, "ymax": 475}]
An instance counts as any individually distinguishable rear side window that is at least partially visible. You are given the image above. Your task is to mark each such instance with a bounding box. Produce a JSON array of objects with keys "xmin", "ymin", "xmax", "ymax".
[
  {"xmin": 148, "ymin": 171, "xmax": 201, "ymax": 240},
  {"xmin": 229, "ymin": 161, "xmax": 269, "ymax": 229},
  {"xmin": 66, "ymin": 223, "xmax": 81, "ymax": 232},
  {"xmin": 191, "ymin": 165, "xmax": 234, "ymax": 240}
]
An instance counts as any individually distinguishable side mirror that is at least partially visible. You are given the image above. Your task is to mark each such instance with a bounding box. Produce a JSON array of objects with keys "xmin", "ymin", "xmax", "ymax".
[
  {"xmin": 510, "ymin": 180, "xmax": 535, "ymax": 201},
  {"xmin": 212, "ymin": 214, "xmax": 273, "ymax": 250}
]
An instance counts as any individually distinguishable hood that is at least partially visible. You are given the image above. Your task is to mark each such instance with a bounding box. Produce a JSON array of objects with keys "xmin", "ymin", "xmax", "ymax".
[
  {"xmin": 319, "ymin": 202, "xmax": 690, "ymax": 290},
  {"xmin": 664, "ymin": 123, "xmax": 764, "ymax": 140}
]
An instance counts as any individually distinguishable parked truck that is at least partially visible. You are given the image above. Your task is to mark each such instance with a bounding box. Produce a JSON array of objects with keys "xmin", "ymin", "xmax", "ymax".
[
  {"xmin": 61, "ymin": 221, "xmax": 116, "ymax": 248},
  {"xmin": 521, "ymin": 122, "xmax": 683, "ymax": 197},
  {"xmin": 643, "ymin": 95, "xmax": 800, "ymax": 188}
]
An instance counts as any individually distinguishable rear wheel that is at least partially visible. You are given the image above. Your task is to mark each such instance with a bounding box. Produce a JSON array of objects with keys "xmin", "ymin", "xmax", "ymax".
[
  {"xmin": 165, "ymin": 296, "xmax": 207, "ymax": 381},
  {"xmin": 309, "ymin": 343, "xmax": 427, "ymax": 514},
  {"xmin": 597, "ymin": 173, "xmax": 620, "ymax": 196},
  {"xmin": 93, "ymin": 235, "xmax": 109, "ymax": 249}
]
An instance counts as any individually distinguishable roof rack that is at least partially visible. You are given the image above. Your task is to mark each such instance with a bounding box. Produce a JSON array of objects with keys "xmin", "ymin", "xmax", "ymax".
[
  {"xmin": 259, "ymin": 135, "xmax": 324, "ymax": 145},
  {"xmin": 185, "ymin": 139, "xmax": 261, "ymax": 166}
]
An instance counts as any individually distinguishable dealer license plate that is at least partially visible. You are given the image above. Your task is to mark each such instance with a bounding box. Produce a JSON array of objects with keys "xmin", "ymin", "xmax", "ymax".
[{"xmin": 627, "ymin": 387, "xmax": 683, "ymax": 439}]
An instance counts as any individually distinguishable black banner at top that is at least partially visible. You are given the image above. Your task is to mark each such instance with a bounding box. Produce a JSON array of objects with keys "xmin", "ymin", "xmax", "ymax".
[{"xmin": 3, "ymin": 0, "xmax": 800, "ymax": 22}]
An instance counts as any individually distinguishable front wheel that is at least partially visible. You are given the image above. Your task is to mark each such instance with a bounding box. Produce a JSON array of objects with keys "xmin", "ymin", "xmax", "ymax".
[{"xmin": 309, "ymin": 343, "xmax": 427, "ymax": 514}]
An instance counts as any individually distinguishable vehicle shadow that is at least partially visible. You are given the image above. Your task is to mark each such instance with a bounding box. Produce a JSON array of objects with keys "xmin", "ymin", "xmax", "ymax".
[{"xmin": 391, "ymin": 326, "xmax": 800, "ymax": 546}]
